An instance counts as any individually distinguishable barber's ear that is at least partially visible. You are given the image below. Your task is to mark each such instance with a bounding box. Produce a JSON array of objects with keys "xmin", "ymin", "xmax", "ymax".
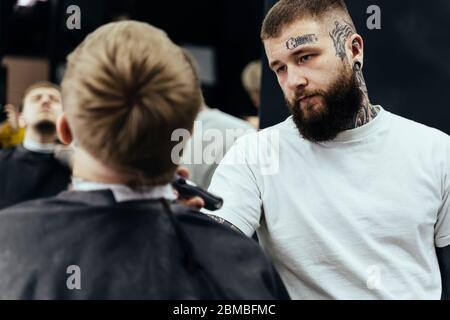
[
  {"xmin": 56, "ymin": 113, "xmax": 73, "ymax": 145},
  {"xmin": 348, "ymin": 34, "xmax": 364, "ymax": 68}
]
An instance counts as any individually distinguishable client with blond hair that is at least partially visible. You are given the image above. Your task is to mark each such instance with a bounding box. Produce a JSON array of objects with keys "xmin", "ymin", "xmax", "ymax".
[{"xmin": 0, "ymin": 21, "xmax": 289, "ymax": 300}]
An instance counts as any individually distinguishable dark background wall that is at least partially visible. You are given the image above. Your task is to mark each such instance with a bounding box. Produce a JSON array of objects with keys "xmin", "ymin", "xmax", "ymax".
[
  {"xmin": 0, "ymin": 0, "xmax": 264, "ymax": 120},
  {"xmin": 0, "ymin": 1, "xmax": 8, "ymax": 120},
  {"xmin": 261, "ymin": 0, "xmax": 450, "ymax": 134},
  {"xmin": 1, "ymin": 0, "xmax": 450, "ymax": 133}
]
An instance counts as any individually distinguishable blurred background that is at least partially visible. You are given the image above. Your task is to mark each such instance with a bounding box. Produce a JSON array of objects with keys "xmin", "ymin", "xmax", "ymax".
[
  {"xmin": 0, "ymin": 0, "xmax": 264, "ymax": 124},
  {"xmin": 1, "ymin": 0, "xmax": 449, "ymax": 132}
]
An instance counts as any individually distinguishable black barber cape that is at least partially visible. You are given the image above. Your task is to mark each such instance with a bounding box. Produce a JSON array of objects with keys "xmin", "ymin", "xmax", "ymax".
[
  {"xmin": 0, "ymin": 190, "xmax": 290, "ymax": 299},
  {"xmin": 0, "ymin": 146, "xmax": 71, "ymax": 210}
]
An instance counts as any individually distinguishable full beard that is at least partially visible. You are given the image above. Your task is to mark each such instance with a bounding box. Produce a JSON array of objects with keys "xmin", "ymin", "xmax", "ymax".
[{"xmin": 287, "ymin": 66, "xmax": 363, "ymax": 143}]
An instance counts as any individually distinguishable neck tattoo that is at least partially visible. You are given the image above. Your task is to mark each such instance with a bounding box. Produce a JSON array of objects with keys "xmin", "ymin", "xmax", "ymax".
[
  {"xmin": 352, "ymin": 64, "xmax": 379, "ymax": 129},
  {"xmin": 329, "ymin": 20, "xmax": 380, "ymax": 130}
]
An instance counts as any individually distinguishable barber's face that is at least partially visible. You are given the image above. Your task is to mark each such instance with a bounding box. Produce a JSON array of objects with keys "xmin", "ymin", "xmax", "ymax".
[
  {"xmin": 264, "ymin": 18, "xmax": 363, "ymax": 142},
  {"xmin": 21, "ymin": 87, "xmax": 63, "ymax": 129}
]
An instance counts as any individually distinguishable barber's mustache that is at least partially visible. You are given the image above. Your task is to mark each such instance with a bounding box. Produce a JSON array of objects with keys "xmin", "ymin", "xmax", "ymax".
[{"xmin": 293, "ymin": 90, "xmax": 325, "ymax": 102}]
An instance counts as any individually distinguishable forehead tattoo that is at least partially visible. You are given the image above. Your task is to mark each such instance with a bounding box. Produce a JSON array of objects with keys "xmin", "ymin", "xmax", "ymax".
[{"xmin": 285, "ymin": 34, "xmax": 318, "ymax": 50}]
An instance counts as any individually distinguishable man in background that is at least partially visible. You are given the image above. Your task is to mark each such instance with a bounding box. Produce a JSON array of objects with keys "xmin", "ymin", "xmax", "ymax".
[
  {"xmin": 181, "ymin": 97, "xmax": 255, "ymax": 189},
  {"xmin": 0, "ymin": 81, "xmax": 71, "ymax": 209},
  {"xmin": 180, "ymin": 53, "xmax": 255, "ymax": 189},
  {"xmin": 242, "ymin": 60, "xmax": 262, "ymax": 129}
]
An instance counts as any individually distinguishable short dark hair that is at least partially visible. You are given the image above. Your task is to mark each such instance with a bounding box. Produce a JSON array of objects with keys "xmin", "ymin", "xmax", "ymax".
[{"xmin": 261, "ymin": 0, "xmax": 350, "ymax": 40}]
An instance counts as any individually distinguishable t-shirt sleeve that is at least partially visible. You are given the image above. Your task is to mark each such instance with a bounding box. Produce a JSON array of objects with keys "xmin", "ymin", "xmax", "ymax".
[
  {"xmin": 203, "ymin": 137, "xmax": 262, "ymax": 237},
  {"xmin": 436, "ymin": 137, "xmax": 450, "ymax": 248}
]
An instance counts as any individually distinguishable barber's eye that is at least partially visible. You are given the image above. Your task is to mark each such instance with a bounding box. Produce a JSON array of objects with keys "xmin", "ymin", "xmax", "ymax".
[
  {"xmin": 299, "ymin": 55, "xmax": 313, "ymax": 63},
  {"xmin": 276, "ymin": 66, "xmax": 287, "ymax": 74}
]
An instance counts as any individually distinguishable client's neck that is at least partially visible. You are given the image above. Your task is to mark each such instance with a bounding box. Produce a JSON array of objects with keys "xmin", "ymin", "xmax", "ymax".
[{"xmin": 72, "ymin": 148, "xmax": 135, "ymax": 185}]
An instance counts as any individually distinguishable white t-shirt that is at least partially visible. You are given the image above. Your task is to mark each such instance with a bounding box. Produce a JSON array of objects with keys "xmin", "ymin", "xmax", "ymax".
[{"xmin": 206, "ymin": 106, "xmax": 450, "ymax": 300}]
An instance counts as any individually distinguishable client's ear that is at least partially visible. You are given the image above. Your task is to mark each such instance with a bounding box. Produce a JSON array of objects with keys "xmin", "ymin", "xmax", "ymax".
[{"xmin": 56, "ymin": 113, "xmax": 73, "ymax": 145}]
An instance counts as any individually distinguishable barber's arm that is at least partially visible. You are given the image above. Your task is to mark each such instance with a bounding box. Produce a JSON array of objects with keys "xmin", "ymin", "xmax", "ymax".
[
  {"xmin": 437, "ymin": 246, "xmax": 450, "ymax": 299},
  {"xmin": 203, "ymin": 135, "xmax": 263, "ymax": 237}
]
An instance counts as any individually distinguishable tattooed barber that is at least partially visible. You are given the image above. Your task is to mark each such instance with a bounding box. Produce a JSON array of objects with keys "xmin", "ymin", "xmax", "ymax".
[{"xmin": 206, "ymin": 0, "xmax": 450, "ymax": 300}]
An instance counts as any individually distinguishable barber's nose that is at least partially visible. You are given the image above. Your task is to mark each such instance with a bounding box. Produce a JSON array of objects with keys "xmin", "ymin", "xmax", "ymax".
[{"xmin": 287, "ymin": 68, "xmax": 308, "ymax": 92}]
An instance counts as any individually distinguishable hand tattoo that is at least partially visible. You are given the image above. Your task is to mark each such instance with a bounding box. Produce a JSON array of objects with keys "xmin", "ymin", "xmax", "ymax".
[{"xmin": 207, "ymin": 214, "xmax": 244, "ymax": 234}]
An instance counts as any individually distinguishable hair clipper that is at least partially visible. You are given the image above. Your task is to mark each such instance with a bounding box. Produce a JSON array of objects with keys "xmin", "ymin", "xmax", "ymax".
[{"xmin": 172, "ymin": 175, "xmax": 223, "ymax": 211}]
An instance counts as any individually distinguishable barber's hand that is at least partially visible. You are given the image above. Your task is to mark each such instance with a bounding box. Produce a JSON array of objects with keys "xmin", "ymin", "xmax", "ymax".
[{"xmin": 174, "ymin": 167, "xmax": 205, "ymax": 210}]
